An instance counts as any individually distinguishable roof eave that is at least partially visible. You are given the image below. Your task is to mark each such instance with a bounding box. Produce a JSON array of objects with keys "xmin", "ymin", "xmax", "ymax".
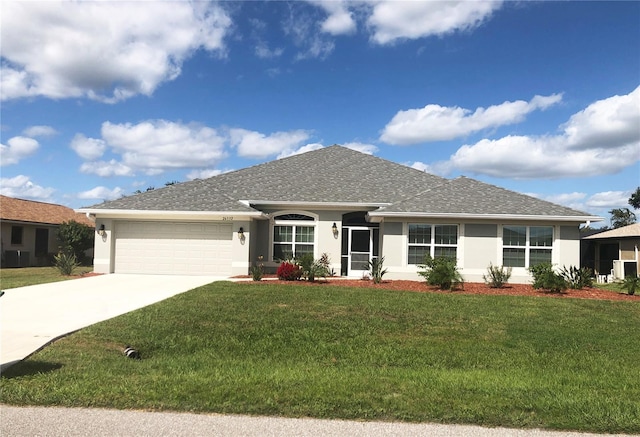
[
  {"xmin": 76, "ymin": 208, "xmax": 267, "ymax": 220},
  {"xmin": 367, "ymin": 211, "xmax": 604, "ymax": 223},
  {"xmin": 243, "ymin": 200, "xmax": 392, "ymax": 210}
]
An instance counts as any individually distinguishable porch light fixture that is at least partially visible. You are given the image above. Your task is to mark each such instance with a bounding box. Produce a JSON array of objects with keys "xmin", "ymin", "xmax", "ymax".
[
  {"xmin": 97, "ymin": 224, "xmax": 106, "ymax": 237},
  {"xmin": 332, "ymin": 222, "xmax": 339, "ymax": 238},
  {"xmin": 238, "ymin": 227, "xmax": 245, "ymax": 239}
]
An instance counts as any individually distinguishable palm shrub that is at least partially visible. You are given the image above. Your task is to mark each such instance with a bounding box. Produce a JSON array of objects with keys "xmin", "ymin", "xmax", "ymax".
[
  {"xmin": 483, "ymin": 263, "xmax": 512, "ymax": 288},
  {"xmin": 418, "ymin": 255, "xmax": 464, "ymax": 290},
  {"xmin": 368, "ymin": 256, "xmax": 388, "ymax": 284},
  {"xmin": 528, "ymin": 262, "xmax": 567, "ymax": 293},
  {"xmin": 297, "ymin": 253, "xmax": 327, "ymax": 282},
  {"xmin": 319, "ymin": 253, "xmax": 336, "ymax": 277},
  {"xmin": 622, "ymin": 275, "xmax": 639, "ymax": 296},
  {"xmin": 559, "ymin": 265, "xmax": 594, "ymax": 289},
  {"xmin": 54, "ymin": 252, "xmax": 80, "ymax": 276}
]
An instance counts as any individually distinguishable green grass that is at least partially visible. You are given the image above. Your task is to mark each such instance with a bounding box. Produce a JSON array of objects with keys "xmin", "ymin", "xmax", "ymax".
[
  {"xmin": 596, "ymin": 281, "xmax": 628, "ymax": 294},
  {"xmin": 0, "ymin": 266, "xmax": 93, "ymax": 289},
  {"xmin": 1, "ymin": 282, "xmax": 639, "ymax": 433}
]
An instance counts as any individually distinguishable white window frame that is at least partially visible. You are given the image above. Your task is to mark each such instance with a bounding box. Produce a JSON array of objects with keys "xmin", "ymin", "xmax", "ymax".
[
  {"xmin": 270, "ymin": 211, "xmax": 318, "ymax": 261},
  {"xmin": 501, "ymin": 225, "xmax": 554, "ymax": 268},
  {"xmin": 407, "ymin": 224, "xmax": 459, "ymax": 265}
]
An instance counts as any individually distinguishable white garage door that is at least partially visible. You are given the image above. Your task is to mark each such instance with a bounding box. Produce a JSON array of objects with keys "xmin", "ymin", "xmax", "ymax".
[{"xmin": 114, "ymin": 221, "xmax": 233, "ymax": 275}]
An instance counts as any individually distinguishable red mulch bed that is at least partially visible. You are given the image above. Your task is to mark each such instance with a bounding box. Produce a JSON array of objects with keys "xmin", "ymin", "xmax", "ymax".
[{"xmin": 237, "ymin": 276, "xmax": 637, "ymax": 302}]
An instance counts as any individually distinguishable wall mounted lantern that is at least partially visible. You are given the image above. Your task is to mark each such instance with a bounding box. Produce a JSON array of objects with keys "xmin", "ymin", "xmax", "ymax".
[
  {"xmin": 97, "ymin": 224, "xmax": 106, "ymax": 237},
  {"xmin": 331, "ymin": 222, "xmax": 339, "ymax": 238},
  {"xmin": 238, "ymin": 227, "xmax": 245, "ymax": 239}
]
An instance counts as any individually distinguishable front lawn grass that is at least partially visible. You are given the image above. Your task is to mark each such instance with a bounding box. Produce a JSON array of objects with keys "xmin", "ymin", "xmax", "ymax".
[
  {"xmin": 0, "ymin": 266, "xmax": 93, "ymax": 289},
  {"xmin": 1, "ymin": 282, "xmax": 639, "ymax": 433},
  {"xmin": 596, "ymin": 281, "xmax": 628, "ymax": 294}
]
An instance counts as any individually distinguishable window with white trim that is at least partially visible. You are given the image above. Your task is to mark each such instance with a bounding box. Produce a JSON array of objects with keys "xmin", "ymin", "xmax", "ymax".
[
  {"xmin": 272, "ymin": 213, "xmax": 315, "ymax": 261},
  {"xmin": 408, "ymin": 224, "xmax": 458, "ymax": 264},
  {"xmin": 502, "ymin": 225, "xmax": 553, "ymax": 268}
]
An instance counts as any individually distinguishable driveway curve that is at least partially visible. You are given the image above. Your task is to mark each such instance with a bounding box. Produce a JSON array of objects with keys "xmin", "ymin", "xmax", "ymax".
[{"xmin": 0, "ymin": 273, "xmax": 225, "ymax": 370}]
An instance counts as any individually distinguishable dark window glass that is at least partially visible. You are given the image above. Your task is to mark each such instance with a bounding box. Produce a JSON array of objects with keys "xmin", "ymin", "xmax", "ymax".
[{"xmin": 11, "ymin": 226, "xmax": 23, "ymax": 245}]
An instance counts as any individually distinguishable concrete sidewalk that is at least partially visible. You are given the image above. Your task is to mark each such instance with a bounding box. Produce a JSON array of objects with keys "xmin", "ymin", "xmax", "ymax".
[
  {"xmin": 0, "ymin": 274, "xmax": 226, "ymax": 370},
  {"xmin": 1, "ymin": 405, "xmax": 630, "ymax": 437}
]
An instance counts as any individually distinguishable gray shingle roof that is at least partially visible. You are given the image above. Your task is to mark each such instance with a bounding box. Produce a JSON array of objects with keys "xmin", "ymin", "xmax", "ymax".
[
  {"xmin": 375, "ymin": 176, "xmax": 593, "ymax": 217},
  {"xmin": 82, "ymin": 146, "xmax": 597, "ymax": 219}
]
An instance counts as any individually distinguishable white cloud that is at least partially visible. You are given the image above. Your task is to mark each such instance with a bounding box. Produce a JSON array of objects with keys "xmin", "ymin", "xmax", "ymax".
[
  {"xmin": 1, "ymin": 1, "xmax": 232, "ymax": 102},
  {"xmin": 283, "ymin": 5, "xmax": 335, "ymax": 61},
  {"xmin": 255, "ymin": 42, "xmax": 285, "ymax": 59},
  {"xmin": 311, "ymin": 1, "xmax": 357, "ymax": 35},
  {"xmin": 100, "ymin": 120, "xmax": 227, "ymax": 174},
  {"xmin": 0, "ymin": 174, "xmax": 55, "ymax": 201},
  {"xmin": 366, "ymin": 1, "xmax": 503, "ymax": 45},
  {"xmin": 343, "ymin": 142, "xmax": 378, "ymax": 155},
  {"xmin": 380, "ymin": 93, "xmax": 562, "ymax": 145},
  {"xmin": 450, "ymin": 135, "xmax": 638, "ymax": 179},
  {"xmin": 528, "ymin": 192, "xmax": 589, "ymax": 212},
  {"xmin": 186, "ymin": 169, "xmax": 230, "ymax": 180},
  {"xmin": 277, "ymin": 143, "xmax": 325, "ymax": 159},
  {"xmin": 23, "ymin": 125, "xmax": 58, "ymax": 137},
  {"xmin": 70, "ymin": 134, "xmax": 107, "ymax": 160},
  {"xmin": 409, "ymin": 160, "xmax": 453, "ymax": 177},
  {"xmin": 230, "ymin": 128, "xmax": 311, "ymax": 158},
  {"xmin": 445, "ymin": 88, "xmax": 640, "ymax": 179},
  {"xmin": 563, "ymin": 86, "xmax": 640, "ymax": 150},
  {"xmin": 275, "ymin": 141, "xmax": 376, "ymax": 159},
  {"xmin": 79, "ymin": 160, "xmax": 134, "ymax": 178},
  {"xmin": 77, "ymin": 186, "xmax": 125, "ymax": 201},
  {"xmin": 0, "ymin": 136, "xmax": 39, "ymax": 166},
  {"xmin": 585, "ymin": 191, "xmax": 631, "ymax": 209}
]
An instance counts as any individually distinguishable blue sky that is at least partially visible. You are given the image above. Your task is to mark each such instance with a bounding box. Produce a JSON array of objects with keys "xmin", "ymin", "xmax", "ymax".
[{"xmin": 1, "ymin": 1, "xmax": 638, "ymax": 225}]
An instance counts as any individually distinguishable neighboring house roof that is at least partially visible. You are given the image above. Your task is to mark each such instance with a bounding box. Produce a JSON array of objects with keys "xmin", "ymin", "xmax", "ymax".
[
  {"xmin": 79, "ymin": 145, "xmax": 601, "ymax": 221},
  {"xmin": 0, "ymin": 195, "xmax": 94, "ymax": 227},
  {"xmin": 583, "ymin": 223, "xmax": 640, "ymax": 239}
]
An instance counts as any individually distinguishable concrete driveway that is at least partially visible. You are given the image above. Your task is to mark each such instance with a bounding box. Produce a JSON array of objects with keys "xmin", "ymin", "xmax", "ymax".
[{"xmin": 0, "ymin": 274, "xmax": 225, "ymax": 370}]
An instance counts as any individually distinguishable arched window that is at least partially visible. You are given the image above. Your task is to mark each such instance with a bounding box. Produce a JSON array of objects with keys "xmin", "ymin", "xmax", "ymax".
[{"xmin": 272, "ymin": 213, "xmax": 316, "ymax": 261}]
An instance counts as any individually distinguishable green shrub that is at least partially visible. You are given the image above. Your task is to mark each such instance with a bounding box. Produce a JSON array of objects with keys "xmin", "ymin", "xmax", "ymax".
[
  {"xmin": 57, "ymin": 220, "xmax": 94, "ymax": 265},
  {"xmin": 297, "ymin": 253, "xmax": 328, "ymax": 282},
  {"xmin": 318, "ymin": 253, "xmax": 336, "ymax": 277},
  {"xmin": 483, "ymin": 263, "xmax": 512, "ymax": 288},
  {"xmin": 418, "ymin": 255, "xmax": 463, "ymax": 290},
  {"xmin": 54, "ymin": 252, "xmax": 80, "ymax": 276},
  {"xmin": 622, "ymin": 275, "xmax": 639, "ymax": 295},
  {"xmin": 559, "ymin": 265, "xmax": 594, "ymax": 289},
  {"xmin": 250, "ymin": 256, "xmax": 264, "ymax": 281},
  {"xmin": 368, "ymin": 256, "xmax": 388, "ymax": 284},
  {"xmin": 528, "ymin": 263, "xmax": 567, "ymax": 293}
]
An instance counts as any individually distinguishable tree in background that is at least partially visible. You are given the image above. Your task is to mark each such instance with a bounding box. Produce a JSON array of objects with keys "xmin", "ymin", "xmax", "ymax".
[
  {"xmin": 57, "ymin": 220, "xmax": 94, "ymax": 265},
  {"xmin": 609, "ymin": 208, "xmax": 636, "ymax": 229},
  {"xmin": 629, "ymin": 187, "xmax": 640, "ymax": 210},
  {"xmin": 607, "ymin": 187, "xmax": 640, "ymax": 229}
]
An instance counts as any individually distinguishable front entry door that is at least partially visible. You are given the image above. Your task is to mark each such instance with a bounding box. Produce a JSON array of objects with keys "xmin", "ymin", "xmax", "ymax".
[{"xmin": 349, "ymin": 228, "xmax": 371, "ymax": 276}]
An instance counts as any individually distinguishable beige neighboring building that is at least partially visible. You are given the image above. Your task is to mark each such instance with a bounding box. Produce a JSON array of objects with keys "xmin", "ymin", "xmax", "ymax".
[
  {"xmin": 1, "ymin": 195, "xmax": 95, "ymax": 267},
  {"xmin": 583, "ymin": 223, "xmax": 640, "ymax": 280}
]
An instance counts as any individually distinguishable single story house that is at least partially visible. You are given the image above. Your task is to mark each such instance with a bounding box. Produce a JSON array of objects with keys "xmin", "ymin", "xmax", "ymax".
[
  {"xmin": 582, "ymin": 223, "xmax": 640, "ymax": 280},
  {"xmin": 78, "ymin": 146, "xmax": 602, "ymax": 283},
  {"xmin": 1, "ymin": 195, "xmax": 95, "ymax": 267}
]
